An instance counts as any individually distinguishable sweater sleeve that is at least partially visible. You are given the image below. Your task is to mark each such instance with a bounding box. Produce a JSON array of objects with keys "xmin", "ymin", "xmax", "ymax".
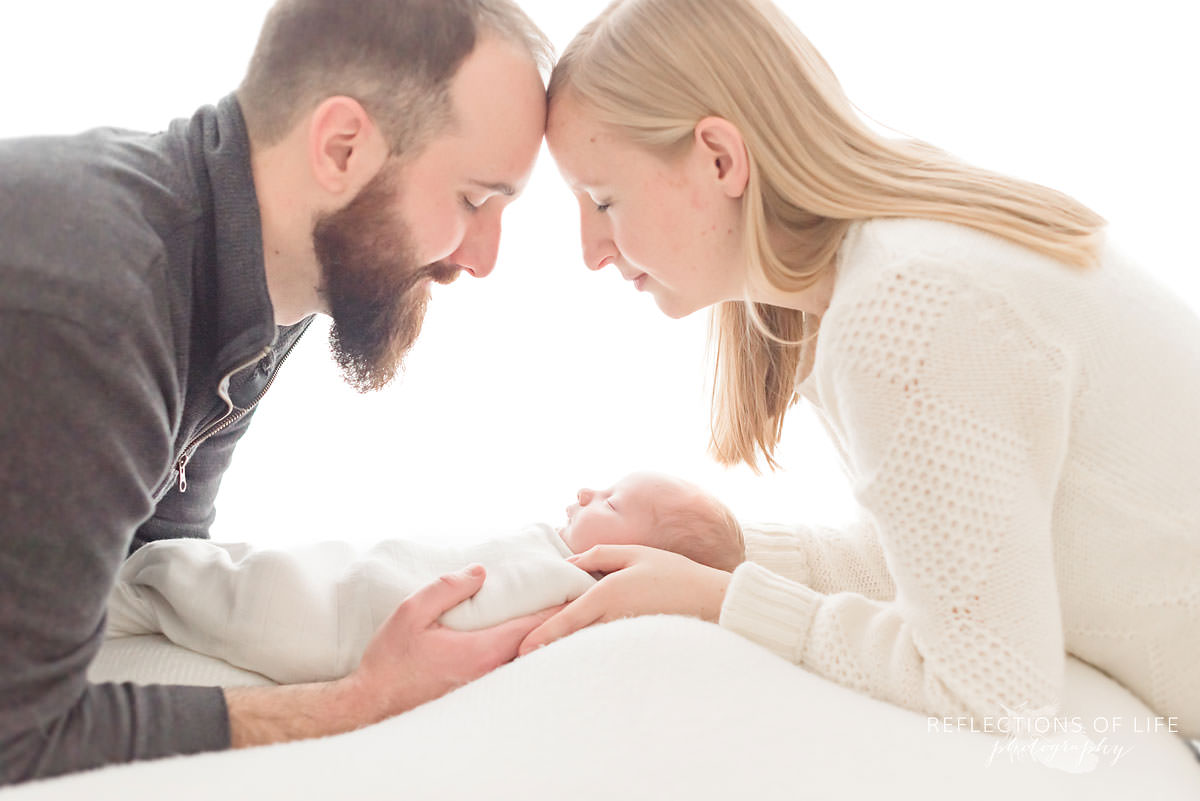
[
  {"xmin": 0, "ymin": 308, "xmax": 230, "ymax": 786},
  {"xmin": 741, "ymin": 519, "xmax": 896, "ymax": 601},
  {"xmin": 720, "ymin": 259, "xmax": 1072, "ymax": 724}
]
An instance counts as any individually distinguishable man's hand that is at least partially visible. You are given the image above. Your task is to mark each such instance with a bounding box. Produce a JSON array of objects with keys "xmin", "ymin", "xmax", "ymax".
[
  {"xmin": 517, "ymin": 545, "xmax": 733, "ymax": 656},
  {"xmin": 349, "ymin": 563, "xmax": 559, "ymax": 715},
  {"xmin": 226, "ymin": 564, "xmax": 558, "ymax": 748}
]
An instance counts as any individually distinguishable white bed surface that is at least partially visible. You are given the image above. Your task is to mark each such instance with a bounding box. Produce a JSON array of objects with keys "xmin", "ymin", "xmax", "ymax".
[
  {"xmin": 9, "ymin": 616, "xmax": 1199, "ymax": 800},
  {"xmin": 87, "ymin": 634, "xmax": 277, "ymax": 688}
]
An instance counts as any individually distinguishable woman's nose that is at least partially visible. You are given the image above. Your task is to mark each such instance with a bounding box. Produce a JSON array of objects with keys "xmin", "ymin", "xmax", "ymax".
[
  {"xmin": 580, "ymin": 212, "xmax": 615, "ymax": 272},
  {"xmin": 581, "ymin": 240, "xmax": 613, "ymax": 272}
]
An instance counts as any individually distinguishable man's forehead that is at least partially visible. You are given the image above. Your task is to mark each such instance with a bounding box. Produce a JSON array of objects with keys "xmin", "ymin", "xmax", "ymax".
[
  {"xmin": 450, "ymin": 114, "xmax": 540, "ymax": 197},
  {"xmin": 421, "ymin": 120, "xmax": 535, "ymax": 196},
  {"xmin": 446, "ymin": 36, "xmax": 545, "ymax": 183}
]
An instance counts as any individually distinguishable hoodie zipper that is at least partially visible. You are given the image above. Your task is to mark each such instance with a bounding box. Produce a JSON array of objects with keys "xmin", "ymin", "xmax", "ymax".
[{"xmin": 166, "ymin": 325, "xmax": 307, "ymax": 496}]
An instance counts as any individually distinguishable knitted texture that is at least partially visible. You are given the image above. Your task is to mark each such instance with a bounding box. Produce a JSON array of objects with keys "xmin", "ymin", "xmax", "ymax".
[{"xmin": 720, "ymin": 218, "xmax": 1200, "ymax": 737}]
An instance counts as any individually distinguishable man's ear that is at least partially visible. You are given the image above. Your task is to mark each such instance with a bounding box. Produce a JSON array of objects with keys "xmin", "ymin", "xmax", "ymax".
[
  {"xmin": 693, "ymin": 117, "xmax": 749, "ymax": 200},
  {"xmin": 307, "ymin": 96, "xmax": 389, "ymax": 197}
]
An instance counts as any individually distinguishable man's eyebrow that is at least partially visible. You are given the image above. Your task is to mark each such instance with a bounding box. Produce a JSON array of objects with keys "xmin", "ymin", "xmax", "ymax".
[{"xmin": 470, "ymin": 179, "xmax": 516, "ymax": 196}]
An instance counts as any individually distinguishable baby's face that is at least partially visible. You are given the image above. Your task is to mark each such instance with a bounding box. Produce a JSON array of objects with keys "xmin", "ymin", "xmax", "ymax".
[{"xmin": 559, "ymin": 472, "xmax": 685, "ymax": 554}]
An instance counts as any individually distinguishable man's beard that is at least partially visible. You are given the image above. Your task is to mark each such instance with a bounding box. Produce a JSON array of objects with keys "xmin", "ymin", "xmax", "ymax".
[{"xmin": 312, "ymin": 165, "xmax": 461, "ymax": 393}]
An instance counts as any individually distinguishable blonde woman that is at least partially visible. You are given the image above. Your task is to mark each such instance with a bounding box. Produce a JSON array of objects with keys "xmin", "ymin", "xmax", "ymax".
[{"xmin": 518, "ymin": 0, "xmax": 1200, "ymax": 741}]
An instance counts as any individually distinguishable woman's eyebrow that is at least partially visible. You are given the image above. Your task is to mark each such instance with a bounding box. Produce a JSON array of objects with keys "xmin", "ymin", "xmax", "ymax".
[{"xmin": 566, "ymin": 176, "xmax": 605, "ymax": 194}]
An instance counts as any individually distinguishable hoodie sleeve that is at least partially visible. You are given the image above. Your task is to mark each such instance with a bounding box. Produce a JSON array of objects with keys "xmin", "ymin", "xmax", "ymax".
[{"xmin": 0, "ymin": 306, "xmax": 231, "ymax": 786}]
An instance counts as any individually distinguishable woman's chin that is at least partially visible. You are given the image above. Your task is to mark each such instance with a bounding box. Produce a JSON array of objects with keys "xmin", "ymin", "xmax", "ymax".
[{"xmin": 653, "ymin": 296, "xmax": 704, "ymax": 320}]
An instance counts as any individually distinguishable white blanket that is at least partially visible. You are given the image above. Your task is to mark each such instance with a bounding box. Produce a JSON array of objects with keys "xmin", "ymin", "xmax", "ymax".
[
  {"xmin": 12, "ymin": 617, "xmax": 1197, "ymax": 800},
  {"xmin": 105, "ymin": 524, "xmax": 595, "ymax": 684}
]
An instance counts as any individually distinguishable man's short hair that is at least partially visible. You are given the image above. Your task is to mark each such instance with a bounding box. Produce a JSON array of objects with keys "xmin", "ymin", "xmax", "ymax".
[{"xmin": 237, "ymin": 0, "xmax": 553, "ymax": 154}]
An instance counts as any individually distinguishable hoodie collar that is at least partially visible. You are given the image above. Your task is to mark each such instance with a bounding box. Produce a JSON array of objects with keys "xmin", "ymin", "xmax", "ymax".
[{"xmin": 185, "ymin": 94, "xmax": 279, "ymax": 377}]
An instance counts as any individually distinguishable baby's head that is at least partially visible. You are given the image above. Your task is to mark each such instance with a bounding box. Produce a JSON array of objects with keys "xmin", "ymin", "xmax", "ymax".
[{"xmin": 558, "ymin": 472, "xmax": 745, "ymax": 571}]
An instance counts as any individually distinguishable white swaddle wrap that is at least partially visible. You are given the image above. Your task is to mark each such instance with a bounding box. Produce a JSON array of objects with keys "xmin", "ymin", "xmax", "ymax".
[{"xmin": 106, "ymin": 523, "xmax": 596, "ymax": 684}]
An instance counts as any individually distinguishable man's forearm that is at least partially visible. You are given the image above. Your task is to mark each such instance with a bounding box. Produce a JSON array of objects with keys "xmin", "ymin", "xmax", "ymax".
[
  {"xmin": 0, "ymin": 683, "xmax": 230, "ymax": 787},
  {"xmin": 224, "ymin": 674, "xmax": 390, "ymax": 748},
  {"xmin": 225, "ymin": 565, "xmax": 549, "ymax": 750}
]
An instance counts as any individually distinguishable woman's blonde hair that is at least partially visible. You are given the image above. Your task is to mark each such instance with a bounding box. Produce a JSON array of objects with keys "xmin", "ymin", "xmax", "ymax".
[{"xmin": 549, "ymin": 0, "xmax": 1106, "ymax": 471}]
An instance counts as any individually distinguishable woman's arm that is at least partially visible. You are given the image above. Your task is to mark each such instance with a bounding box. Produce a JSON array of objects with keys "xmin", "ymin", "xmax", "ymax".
[
  {"xmin": 524, "ymin": 257, "xmax": 1073, "ymax": 727},
  {"xmin": 722, "ymin": 258, "xmax": 1073, "ymax": 723},
  {"xmin": 741, "ymin": 519, "xmax": 896, "ymax": 601}
]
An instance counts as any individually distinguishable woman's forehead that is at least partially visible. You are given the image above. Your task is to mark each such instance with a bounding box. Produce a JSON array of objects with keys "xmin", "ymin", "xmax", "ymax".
[{"xmin": 548, "ymin": 95, "xmax": 622, "ymax": 155}]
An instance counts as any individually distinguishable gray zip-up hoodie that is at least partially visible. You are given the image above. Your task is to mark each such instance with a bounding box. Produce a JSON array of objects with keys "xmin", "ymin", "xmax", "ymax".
[{"xmin": 0, "ymin": 95, "xmax": 311, "ymax": 785}]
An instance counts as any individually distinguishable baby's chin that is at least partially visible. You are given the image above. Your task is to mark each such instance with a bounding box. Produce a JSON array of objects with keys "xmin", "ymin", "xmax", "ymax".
[{"xmin": 554, "ymin": 526, "xmax": 587, "ymax": 558}]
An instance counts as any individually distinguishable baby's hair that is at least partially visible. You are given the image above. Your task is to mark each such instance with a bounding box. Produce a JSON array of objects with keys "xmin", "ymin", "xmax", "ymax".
[{"xmin": 654, "ymin": 490, "xmax": 745, "ymax": 572}]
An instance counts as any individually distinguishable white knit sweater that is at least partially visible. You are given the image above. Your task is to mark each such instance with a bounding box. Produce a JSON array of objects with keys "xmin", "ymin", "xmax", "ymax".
[{"xmin": 718, "ymin": 218, "xmax": 1200, "ymax": 738}]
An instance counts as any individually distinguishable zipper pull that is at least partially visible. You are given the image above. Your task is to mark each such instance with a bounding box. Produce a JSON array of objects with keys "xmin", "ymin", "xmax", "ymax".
[{"xmin": 177, "ymin": 451, "xmax": 192, "ymax": 494}]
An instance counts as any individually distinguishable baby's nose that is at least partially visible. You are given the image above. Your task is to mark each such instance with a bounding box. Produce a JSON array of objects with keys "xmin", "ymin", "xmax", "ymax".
[{"xmin": 577, "ymin": 488, "xmax": 594, "ymax": 506}]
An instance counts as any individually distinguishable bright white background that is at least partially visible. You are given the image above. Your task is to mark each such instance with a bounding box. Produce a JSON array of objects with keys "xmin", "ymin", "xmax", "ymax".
[{"xmin": 3, "ymin": 1, "xmax": 1196, "ymax": 548}]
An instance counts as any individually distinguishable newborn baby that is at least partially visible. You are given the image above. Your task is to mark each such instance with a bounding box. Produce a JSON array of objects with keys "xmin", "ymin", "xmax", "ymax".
[
  {"xmin": 558, "ymin": 471, "xmax": 744, "ymax": 572},
  {"xmin": 107, "ymin": 472, "xmax": 744, "ymax": 684}
]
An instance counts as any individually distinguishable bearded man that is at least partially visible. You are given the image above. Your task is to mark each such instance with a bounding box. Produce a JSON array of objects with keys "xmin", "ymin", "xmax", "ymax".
[{"xmin": 0, "ymin": 0, "xmax": 550, "ymax": 785}]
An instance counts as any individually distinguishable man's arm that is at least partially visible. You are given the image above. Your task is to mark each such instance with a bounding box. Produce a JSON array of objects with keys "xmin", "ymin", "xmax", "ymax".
[
  {"xmin": 0, "ymin": 307, "xmax": 234, "ymax": 785},
  {"xmin": 223, "ymin": 565, "xmax": 556, "ymax": 747}
]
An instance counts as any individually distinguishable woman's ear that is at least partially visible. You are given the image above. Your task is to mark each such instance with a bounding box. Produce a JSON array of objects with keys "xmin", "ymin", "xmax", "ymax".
[
  {"xmin": 307, "ymin": 96, "xmax": 389, "ymax": 197},
  {"xmin": 694, "ymin": 117, "xmax": 749, "ymax": 199}
]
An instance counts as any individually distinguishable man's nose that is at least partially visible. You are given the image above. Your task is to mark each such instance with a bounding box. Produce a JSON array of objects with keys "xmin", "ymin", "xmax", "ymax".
[{"xmin": 454, "ymin": 215, "xmax": 502, "ymax": 279}]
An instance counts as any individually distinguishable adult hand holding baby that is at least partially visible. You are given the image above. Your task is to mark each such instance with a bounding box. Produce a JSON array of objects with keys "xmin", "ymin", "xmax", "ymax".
[
  {"xmin": 517, "ymin": 545, "xmax": 732, "ymax": 656},
  {"xmin": 351, "ymin": 563, "xmax": 565, "ymax": 711},
  {"xmin": 226, "ymin": 564, "xmax": 562, "ymax": 748}
]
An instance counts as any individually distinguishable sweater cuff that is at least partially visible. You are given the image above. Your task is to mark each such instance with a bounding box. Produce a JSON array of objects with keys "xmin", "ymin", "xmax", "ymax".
[
  {"xmin": 739, "ymin": 523, "xmax": 811, "ymax": 585},
  {"xmin": 169, "ymin": 685, "xmax": 233, "ymax": 754},
  {"xmin": 719, "ymin": 561, "xmax": 823, "ymax": 664}
]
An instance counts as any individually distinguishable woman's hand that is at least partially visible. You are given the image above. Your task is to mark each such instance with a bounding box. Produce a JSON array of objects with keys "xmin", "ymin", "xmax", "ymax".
[{"xmin": 517, "ymin": 545, "xmax": 733, "ymax": 656}]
